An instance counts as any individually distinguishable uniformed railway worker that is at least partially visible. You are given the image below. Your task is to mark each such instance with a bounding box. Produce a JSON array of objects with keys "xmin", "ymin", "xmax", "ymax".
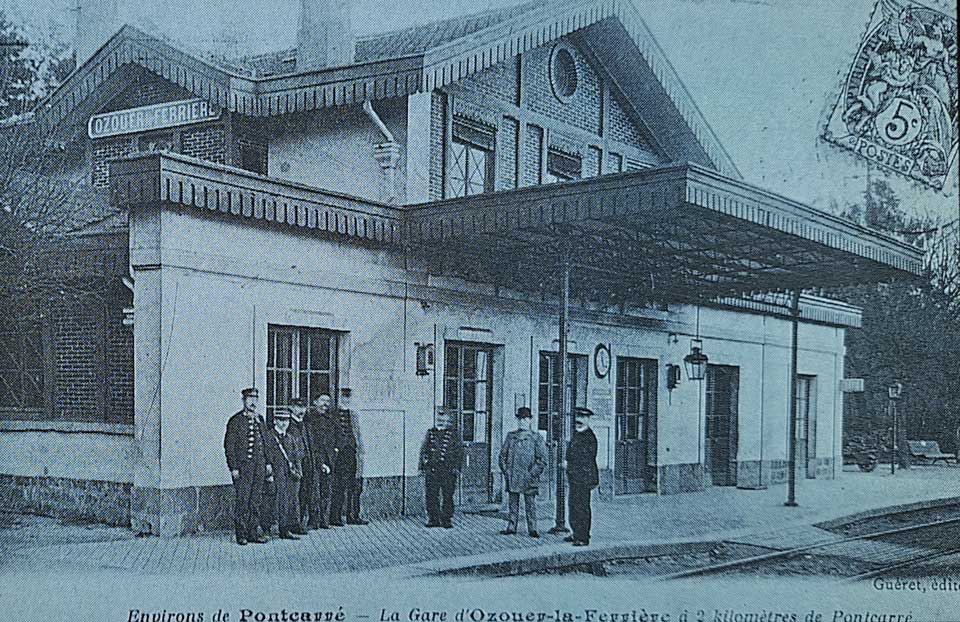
[
  {"xmin": 306, "ymin": 393, "xmax": 339, "ymax": 529},
  {"xmin": 264, "ymin": 407, "xmax": 306, "ymax": 540},
  {"xmin": 498, "ymin": 406, "xmax": 547, "ymax": 538},
  {"xmin": 419, "ymin": 409, "xmax": 464, "ymax": 528},
  {"xmin": 565, "ymin": 406, "xmax": 599, "ymax": 547},
  {"xmin": 288, "ymin": 397, "xmax": 313, "ymax": 534},
  {"xmin": 224, "ymin": 387, "xmax": 270, "ymax": 545},
  {"xmin": 330, "ymin": 388, "xmax": 368, "ymax": 525}
]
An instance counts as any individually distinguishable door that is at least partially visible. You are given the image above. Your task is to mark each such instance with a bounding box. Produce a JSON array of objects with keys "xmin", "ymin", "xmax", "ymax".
[
  {"xmin": 705, "ymin": 365, "xmax": 740, "ymax": 486},
  {"xmin": 796, "ymin": 375, "xmax": 817, "ymax": 479},
  {"xmin": 537, "ymin": 352, "xmax": 588, "ymax": 497},
  {"xmin": 615, "ymin": 357, "xmax": 657, "ymax": 494},
  {"xmin": 444, "ymin": 343, "xmax": 494, "ymax": 505}
]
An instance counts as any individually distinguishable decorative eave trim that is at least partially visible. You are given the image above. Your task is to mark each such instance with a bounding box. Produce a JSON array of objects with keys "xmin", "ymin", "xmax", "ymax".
[
  {"xmin": 405, "ymin": 162, "xmax": 925, "ymax": 278},
  {"xmin": 682, "ymin": 163, "xmax": 925, "ymax": 276},
  {"xmin": 110, "ymin": 152, "xmax": 404, "ymax": 245},
  {"xmin": 419, "ymin": 0, "xmax": 740, "ymax": 179},
  {"xmin": 36, "ymin": 26, "xmax": 251, "ymax": 134},
  {"xmin": 715, "ymin": 295, "xmax": 863, "ymax": 329}
]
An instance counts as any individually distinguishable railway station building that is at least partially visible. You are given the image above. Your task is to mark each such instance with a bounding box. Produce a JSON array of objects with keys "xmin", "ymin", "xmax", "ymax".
[{"xmin": 0, "ymin": 0, "xmax": 924, "ymax": 535}]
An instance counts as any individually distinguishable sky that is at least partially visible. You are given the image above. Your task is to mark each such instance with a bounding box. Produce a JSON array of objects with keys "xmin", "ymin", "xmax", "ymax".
[{"xmin": 3, "ymin": 0, "xmax": 957, "ymax": 226}]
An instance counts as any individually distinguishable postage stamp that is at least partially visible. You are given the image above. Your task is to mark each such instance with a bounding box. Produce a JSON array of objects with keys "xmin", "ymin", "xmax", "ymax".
[{"xmin": 823, "ymin": 0, "xmax": 958, "ymax": 191}]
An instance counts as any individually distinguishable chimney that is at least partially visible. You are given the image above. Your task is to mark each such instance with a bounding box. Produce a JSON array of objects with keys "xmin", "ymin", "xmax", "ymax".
[
  {"xmin": 297, "ymin": 0, "xmax": 355, "ymax": 71},
  {"xmin": 75, "ymin": 0, "xmax": 122, "ymax": 66}
]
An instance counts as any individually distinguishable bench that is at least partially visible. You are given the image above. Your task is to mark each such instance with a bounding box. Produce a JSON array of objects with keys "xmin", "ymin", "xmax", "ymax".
[{"xmin": 907, "ymin": 440, "xmax": 956, "ymax": 466}]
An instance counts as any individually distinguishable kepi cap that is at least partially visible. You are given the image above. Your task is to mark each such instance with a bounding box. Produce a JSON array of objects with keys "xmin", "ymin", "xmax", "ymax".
[
  {"xmin": 573, "ymin": 406, "xmax": 594, "ymax": 419},
  {"xmin": 241, "ymin": 387, "xmax": 259, "ymax": 398},
  {"xmin": 273, "ymin": 408, "xmax": 291, "ymax": 420},
  {"xmin": 515, "ymin": 407, "xmax": 532, "ymax": 419}
]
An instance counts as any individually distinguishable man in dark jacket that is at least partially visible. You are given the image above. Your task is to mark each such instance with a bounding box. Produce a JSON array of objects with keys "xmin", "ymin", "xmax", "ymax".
[
  {"xmin": 224, "ymin": 387, "xmax": 271, "ymax": 545},
  {"xmin": 330, "ymin": 388, "xmax": 368, "ymax": 526},
  {"xmin": 288, "ymin": 398, "xmax": 313, "ymax": 534},
  {"xmin": 306, "ymin": 393, "xmax": 338, "ymax": 528},
  {"xmin": 264, "ymin": 407, "xmax": 306, "ymax": 540},
  {"xmin": 565, "ymin": 406, "xmax": 599, "ymax": 546},
  {"xmin": 419, "ymin": 409, "xmax": 464, "ymax": 528}
]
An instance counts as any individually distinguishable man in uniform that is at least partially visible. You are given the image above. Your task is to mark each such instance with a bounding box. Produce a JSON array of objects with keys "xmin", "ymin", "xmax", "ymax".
[
  {"xmin": 419, "ymin": 409, "xmax": 463, "ymax": 528},
  {"xmin": 288, "ymin": 398, "xmax": 313, "ymax": 534},
  {"xmin": 264, "ymin": 407, "xmax": 306, "ymax": 540},
  {"xmin": 498, "ymin": 406, "xmax": 547, "ymax": 538},
  {"xmin": 565, "ymin": 407, "xmax": 599, "ymax": 547},
  {"xmin": 306, "ymin": 393, "xmax": 338, "ymax": 529},
  {"xmin": 224, "ymin": 387, "xmax": 270, "ymax": 545},
  {"xmin": 330, "ymin": 388, "xmax": 368, "ymax": 525}
]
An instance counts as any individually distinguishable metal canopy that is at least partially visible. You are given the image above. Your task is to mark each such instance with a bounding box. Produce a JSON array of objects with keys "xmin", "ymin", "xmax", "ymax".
[{"xmin": 405, "ymin": 163, "xmax": 925, "ymax": 308}]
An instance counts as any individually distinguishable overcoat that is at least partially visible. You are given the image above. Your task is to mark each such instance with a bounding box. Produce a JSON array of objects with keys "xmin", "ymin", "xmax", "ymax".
[
  {"xmin": 499, "ymin": 429, "xmax": 548, "ymax": 494},
  {"xmin": 566, "ymin": 428, "xmax": 599, "ymax": 489}
]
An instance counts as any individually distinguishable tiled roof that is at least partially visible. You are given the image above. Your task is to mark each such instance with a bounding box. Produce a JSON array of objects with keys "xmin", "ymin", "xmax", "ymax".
[{"xmin": 230, "ymin": 0, "xmax": 543, "ymax": 77}]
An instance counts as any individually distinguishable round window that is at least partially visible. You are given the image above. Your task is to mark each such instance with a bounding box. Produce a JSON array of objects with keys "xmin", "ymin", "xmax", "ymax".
[{"xmin": 550, "ymin": 45, "xmax": 578, "ymax": 102}]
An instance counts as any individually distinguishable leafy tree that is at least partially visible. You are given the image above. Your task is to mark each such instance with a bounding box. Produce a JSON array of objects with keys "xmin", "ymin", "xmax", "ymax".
[{"xmin": 840, "ymin": 180, "xmax": 960, "ymax": 456}]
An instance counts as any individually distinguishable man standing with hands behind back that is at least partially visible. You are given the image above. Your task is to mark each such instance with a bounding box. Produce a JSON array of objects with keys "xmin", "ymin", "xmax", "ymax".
[
  {"xmin": 498, "ymin": 406, "xmax": 547, "ymax": 538},
  {"xmin": 565, "ymin": 406, "xmax": 598, "ymax": 547},
  {"xmin": 224, "ymin": 387, "xmax": 271, "ymax": 545}
]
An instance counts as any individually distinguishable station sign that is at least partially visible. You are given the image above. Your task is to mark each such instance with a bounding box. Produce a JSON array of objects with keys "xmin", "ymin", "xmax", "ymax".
[{"xmin": 88, "ymin": 99, "xmax": 220, "ymax": 139}]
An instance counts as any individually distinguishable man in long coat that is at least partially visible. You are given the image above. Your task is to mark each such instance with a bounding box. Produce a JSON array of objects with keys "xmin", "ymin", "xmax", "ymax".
[
  {"xmin": 264, "ymin": 408, "xmax": 306, "ymax": 539},
  {"xmin": 330, "ymin": 388, "xmax": 368, "ymax": 525},
  {"xmin": 565, "ymin": 406, "xmax": 599, "ymax": 546},
  {"xmin": 224, "ymin": 387, "xmax": 270, "ymax": 545},
  {"xmin": 288, "ymin": 398, "xmax": 313, "ymax": 534},
  {"xmin": 306, "ymin": 393, "xmax": 339, "ymax": 528},
  {"xmin": 498, "ymin": 406, "xmax": 547, "ymax": 538},
  {"xmin": 419, "ymin": 410, "xmax": 464, "ymax": 528}
]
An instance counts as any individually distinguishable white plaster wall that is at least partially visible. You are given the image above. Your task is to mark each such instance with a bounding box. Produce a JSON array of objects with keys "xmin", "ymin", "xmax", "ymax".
[
  {"xmin": 0, "ymin": 431, "xmax": 133, "ymax": 482},
  {"xmin": 137, "ymin": 207, "xmax": 850, "ymax": 489},
  {"xmin": 267, "ymin": 100, "xmax": 408, "ymax": 204}
]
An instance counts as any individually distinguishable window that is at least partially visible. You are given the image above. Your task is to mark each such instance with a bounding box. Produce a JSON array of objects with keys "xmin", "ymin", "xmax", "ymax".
[
  {"xmin": 549, "ymin": 44, "xmax": 579, "ymax": 102},
  {"xmin": 616, "ymin": 358, "xmax": 655, "ymax": 441},
  {"xmin": 443, "ymin": 344, "xmax": 492, "ymax": 443},
  {"xmin": 545, "ymin": 148, "xmax": 582, "ymax": 184},
  {"xmin": 795, "ymin": 375, "xmax": 816, "ymax": 441},
  {"xmin": 266, "ymin": 325, "xmax": 338, "ymax": 423},
  {"xmin": 0, "ymin": 319, "xmax": 46, "ymax": 411},
  {"xmin": 607, "ymin": 152, "xmax": 623, "ymax": 174},
  {"xmin": 448, "ymin": 117, "xmax": 495, "ymax": 198}
]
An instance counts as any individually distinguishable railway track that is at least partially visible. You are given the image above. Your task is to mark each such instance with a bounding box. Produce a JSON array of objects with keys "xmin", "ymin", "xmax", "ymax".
[{"xmin": 664, "ymin": 513, "xmax": 960, "ymax": 581}]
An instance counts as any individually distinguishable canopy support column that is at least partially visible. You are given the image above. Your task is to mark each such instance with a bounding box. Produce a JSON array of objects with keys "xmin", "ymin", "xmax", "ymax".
[
  {"xmin": 785, "ymin": 289, "xmax": 801, "ymax": 507},
  {"xmin": 549, "ymin": 235, "xmax": 572, "ymax": 534}
]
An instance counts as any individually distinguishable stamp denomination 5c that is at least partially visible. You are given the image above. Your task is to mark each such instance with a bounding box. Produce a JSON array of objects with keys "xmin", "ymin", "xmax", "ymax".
[{"xmin": 823, "ymin": 0, "xmax": 958, "ymax": 190}]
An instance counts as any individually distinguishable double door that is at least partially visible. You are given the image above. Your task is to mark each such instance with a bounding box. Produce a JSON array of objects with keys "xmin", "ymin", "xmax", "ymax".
[
  {"xmin": 443, "ymin": 343, "xmax": 494, "ymax": 505},
  {"xmin": 537, "ymin": 352, "xmax": 588, "ymax": 496}
]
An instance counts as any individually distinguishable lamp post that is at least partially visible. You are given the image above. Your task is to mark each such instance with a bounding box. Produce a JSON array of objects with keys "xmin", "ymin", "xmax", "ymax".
[{"xmin": 888, "ymin": 381, "xmax": 903, "ymax": 475}]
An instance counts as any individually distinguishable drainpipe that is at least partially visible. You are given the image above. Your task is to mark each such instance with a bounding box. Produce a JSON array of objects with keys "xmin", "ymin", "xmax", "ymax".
[{"xmin": 364, "ymin": 100, "xmax": 400, "ymax": 204}]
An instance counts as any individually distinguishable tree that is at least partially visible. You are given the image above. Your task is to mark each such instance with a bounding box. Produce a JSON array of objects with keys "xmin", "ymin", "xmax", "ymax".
[
  {"xmin": 2, "ymin": 12, "xmax": 107, "ymax": 327},
  {"xmin": 840, "ymin": 180, "xmax": 960, "ymax": 455}
]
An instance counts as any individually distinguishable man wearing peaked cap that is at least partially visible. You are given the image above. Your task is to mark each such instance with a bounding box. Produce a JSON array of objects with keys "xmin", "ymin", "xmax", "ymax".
[
  {"xmin": 565, "ymin": 407, "xmax": 599, "ymax": 547},
  {"xmin": 224, "ymin": 387, "xmax": 270, "ymax": 545}
]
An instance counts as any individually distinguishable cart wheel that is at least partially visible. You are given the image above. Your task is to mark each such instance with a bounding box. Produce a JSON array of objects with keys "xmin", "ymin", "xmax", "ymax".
[{"xmin": 858, "ymin": 461, "xmax": 877, "ymax": 473}]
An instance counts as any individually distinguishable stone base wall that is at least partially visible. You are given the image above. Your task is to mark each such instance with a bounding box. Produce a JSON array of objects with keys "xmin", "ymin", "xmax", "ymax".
[
  {"xmin": 0, "ymin": 474, "xmax": 131, "ymax": 526},
  {"xmin": 657, "ymin": 463, "xmax": 706, "ymax": 494}
]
